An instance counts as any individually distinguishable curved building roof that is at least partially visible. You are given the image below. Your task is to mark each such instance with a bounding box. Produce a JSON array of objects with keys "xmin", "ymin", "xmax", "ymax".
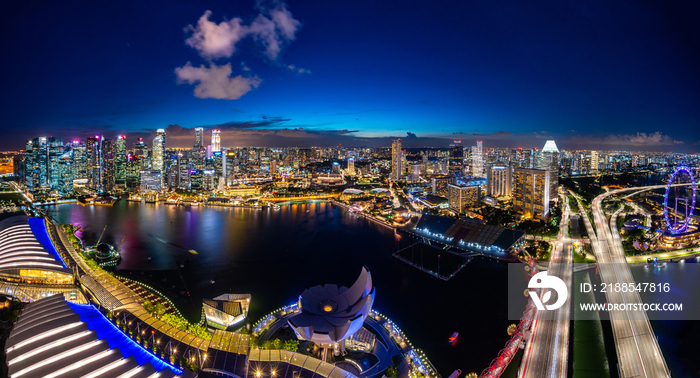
[
  {"xmin": 0, "ymin": 215, "xmax": 70, "ymax": 274},
  {"xmin": 6, "ymin": 294, "xmax": 186, "ymax": 377},
  {"xmin": 288, "ymin": 267, "xmax": 375, "ymax": 344}
]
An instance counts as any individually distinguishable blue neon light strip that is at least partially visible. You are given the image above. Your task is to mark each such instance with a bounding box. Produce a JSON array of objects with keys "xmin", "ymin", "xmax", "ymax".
[
  {"xmin": 69, "ymin": 302, "xmax": 183, "ymax": 375},
  {"xmin": 28, "ymin": 217, "xmax": 68, "ymax": 268}
]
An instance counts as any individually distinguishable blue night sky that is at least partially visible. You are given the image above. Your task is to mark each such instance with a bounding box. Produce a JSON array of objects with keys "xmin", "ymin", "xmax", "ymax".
[{"xmin": 1, "ymin": 1, "xmax": 699, "ymax": 151}]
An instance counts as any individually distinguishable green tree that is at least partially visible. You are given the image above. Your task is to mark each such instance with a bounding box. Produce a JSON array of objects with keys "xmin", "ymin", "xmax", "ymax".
[
  {"xmin": 142, "ymin": 299, "xmax": 155, "ymax": 314},
  {"xmin": 261, "ymin": 340, "xmax": 272, "ymax": 350},
  {"xmin": 283, "ymin": 339, "xmax": 299, "ymax": 352},
  {"xmin": 272, "ymin": 338, "xmax": 283, "ymax": 349},
  {"xmin": 155, "ymin": 302, "xmax": 167, "ymax": 317}
]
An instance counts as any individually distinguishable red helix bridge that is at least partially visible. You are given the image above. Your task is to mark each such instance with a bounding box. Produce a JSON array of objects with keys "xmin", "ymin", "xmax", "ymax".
[{"xmin": 477, "ymin": 257, "xmax": 539, "ymax": 378}]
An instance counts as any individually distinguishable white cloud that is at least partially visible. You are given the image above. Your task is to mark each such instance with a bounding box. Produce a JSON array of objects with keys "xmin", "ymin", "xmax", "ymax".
[
  {"xmin": 175, "ymin": 62, "xmax": 262, "ymax": 100},
  {"xmin": 184, "ymin": 11, "xmax": 247, "ymax": 60},
  {"xmin": 184, "ymin": 1, "xmax": 300, "ymax": 61},
  {"xmin": 287, "ymin": 64, "xmax": 311, "ymax": 74}
]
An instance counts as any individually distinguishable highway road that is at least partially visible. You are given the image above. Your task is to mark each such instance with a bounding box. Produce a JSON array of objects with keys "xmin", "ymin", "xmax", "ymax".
[
  {"xmin": 575, "ymin": 184, "xmax": 682, "ymax": 378},
  {"xmin": 520, "ymin": 195, "xmax": 573, "ymax": 378}
]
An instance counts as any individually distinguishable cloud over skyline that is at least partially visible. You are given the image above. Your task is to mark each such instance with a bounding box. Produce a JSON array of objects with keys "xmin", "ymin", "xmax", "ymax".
[
  {"xmin": 175, "ymin": 62, "xmax": 262, "ymax": 100},
  {"xmin": 565, "ymin": 131, "xmax": 684, "ymax": 147},
  {"xmin": 176, "ymin": 1, "xmax": 302, "ymax": 100}
]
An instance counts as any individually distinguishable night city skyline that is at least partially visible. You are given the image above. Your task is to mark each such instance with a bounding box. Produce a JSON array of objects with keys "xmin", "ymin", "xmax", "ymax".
[
  {"xmin": 2, "ymin": 1, "xmax": 700, "ymax": 151},
  {"xmin": 4, "ymin": 2, "xmax": 700, "ymax": 377}
]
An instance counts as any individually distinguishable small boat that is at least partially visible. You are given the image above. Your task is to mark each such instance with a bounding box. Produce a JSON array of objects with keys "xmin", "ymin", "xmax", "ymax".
[
  {"xmin": 210, "ymin": 279, "xmax": 215, "ymax": 284},
  {"xmin": 188, "ymin": 249, "xmax": 198, "ymax": 255},
  {"xmin": 148, "ymin": 256, "xmax": 152, "ymax": 261}
]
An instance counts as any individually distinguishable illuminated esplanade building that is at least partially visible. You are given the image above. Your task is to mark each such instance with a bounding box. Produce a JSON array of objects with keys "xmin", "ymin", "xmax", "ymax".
[{"xmin": 0, "ymin": 215, "xmax": 84, "ymax": 302}]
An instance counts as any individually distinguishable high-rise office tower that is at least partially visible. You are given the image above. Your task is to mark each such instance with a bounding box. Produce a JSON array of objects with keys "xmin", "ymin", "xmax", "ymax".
[
  {"xmin": 194, "ymin": 127, "xmax": 204, "ymax": 150},
  {"xmin": 513, "ymin": 167, "xmax": 550, "ymax": 220},
  {"xmin": 102, "ymin": 138, "xmax": 114, "ymax": 192},
  {"xmin": 126, "ymin": 153, "xmax": 141, "ymax": 190},
  {"xmin": 132, "ymin": 138, "xmax": 150, "ymax": 169},
  {"xmin": 57, "ymin": 152, "xmax": 74, "ymax": 195},
  {"xmin": 25, "ymin": 137, "xmax": 48, "ymax": 191},
  {"xmin": 391, "ymin": 139, "xmax": 402, "ymax": 181},
  {"xmin": 540, "ymin": 140, "xmax": 559, "ymax": 196},
  {"xmin": 431, "ymin": 175, "xmax": 451, "ymax": 197},
  {"xmin": 153, "ymin": 129, "xmax": 166, "ymax": 188},
  {"xmin": 347, "ymin": 157, "xmax": 355, "ymax": 175},
  {"xmin": 471, "ymin": 141, "xmax": 484, "ymax": 177},
  {"xmin": 86, "ymin": 136, "xmax": 104, "ymax": 192},
  {"xmin": 71, "ymin": 141, "xmax": 87, "ymax": 181},
  {"xmin": 448, "ymin": 183, "xmax": 481, "ymax": 213},
  {"xmin": 590, "ymin": 150, "xmax": 599, "ymax": 173},
  {"xmin": 212, "ymin": 151, "xmax": 224, "ymax": 179},
  {"xmin": 211, "ymin": 129, "xmax": 221, "ymax": 152},
  {"xmin": 449, "ymin": 140, "xmax": 463, "ymax": 166},
  {"xmin": 487, "ymin": 165, "xmax": 512, "ymax": 197},
  {"xmin": 47, "ymin": 137, "xmax": 63, "ymax": 190},
  {"xmin": 192, "ymin": 128, "xmax": 206, "ymax": 170},
  {"xmin": 114, "ymin": 135, "xmax": 127, "ymax": 189}
]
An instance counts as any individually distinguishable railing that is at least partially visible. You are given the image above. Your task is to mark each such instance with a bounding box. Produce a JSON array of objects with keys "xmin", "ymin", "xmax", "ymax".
[{"xmin": 479, "ymin": 258, "xmax": 538, "ymax": 378}]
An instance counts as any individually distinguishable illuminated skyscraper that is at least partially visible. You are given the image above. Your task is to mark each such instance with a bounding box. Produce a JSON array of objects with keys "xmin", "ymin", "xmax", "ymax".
[
  {"xmin": 391, "ymin": 139, "xmax": 402, "ymax": 180},
  {"xmin": 71, "ymin": 141, "xmax": 87, "ymax": 181},
  {"xmin": 57, "ymin": 152, "xmax": 73, "ymax": 195},
  {"xmin": 211, "ymin": 129, "xmax": 221, "ymax": 152},
  {"xmin": 471, "ymin": 140, "xmax": 484, "ymax": 177},
  {"xmin": 114, "ymin": 136, "xmax": 127, "ymax": 188},
  {"xmin": 347, "ymin": 156, "xmax": 355, "ymax": 175},
  {"xmin": 487, "ymin": 165, "xmax": 512, "ymax": 197},
  {"xmin": 513, "ymin": 167, "xmax": 549, "ymax": 220},
  {"xmin": 47, "ymin": 137, "xmax": 63, "ymax": 190},
  {"xmin": 101, "ymin": 138, "xmax": 114, "ymax": 192},
  {"xmin": 540, "ymin": 140, "xmax": 559, "ymax": 196},
  {"xmin": 590, "ymin": 150, "xmax": 599, "ymax": 173},
  {"xmin": 132, "ymin": 138, "xmax": 149, "ymax": 170},
  {"xmin": 86, "ymin": 136, "xmax": 104, "ymax": 192},
  {"xmin": 152, "ymin": 129, "xmax": 166, "ymax": 188},
  {"xmin": 432, "ymin": 175, "xmax": 451, "ymax": 197},
  {"xmin": 194, "ymin": 127, "xmax": 204, "ymax": 150},
  {"xmin": 25, "ymin": 137, "xmax": 47, "ymax": 191},
  {"xmin": 448, "ymin": 182, "xmax": 481, "ymax": 212}
]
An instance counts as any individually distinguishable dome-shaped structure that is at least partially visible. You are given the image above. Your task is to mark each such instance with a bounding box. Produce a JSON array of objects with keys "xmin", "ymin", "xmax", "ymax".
[
  {"xmin": 288, "ymin": 266, "xmax": 375, "ymax": 345},
  {"xmin": 95, "ymin": 243, "xmax": 112, "ymax": 259}
]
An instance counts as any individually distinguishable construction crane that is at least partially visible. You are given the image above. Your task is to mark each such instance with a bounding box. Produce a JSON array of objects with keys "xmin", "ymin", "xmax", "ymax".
[
  {"xmin": 93, "ymin": 225, "xmax": 107, "ymax": 248},
  {"xmin": 117, "ymin": 233, "xmax": 127, "ymax": 250}
]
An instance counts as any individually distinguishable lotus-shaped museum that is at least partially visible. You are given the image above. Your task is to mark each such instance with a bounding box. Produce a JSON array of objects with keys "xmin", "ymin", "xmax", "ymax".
[{"xmin": 288, "ymin": 266, "xmax": 375, "ymax": 345}]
